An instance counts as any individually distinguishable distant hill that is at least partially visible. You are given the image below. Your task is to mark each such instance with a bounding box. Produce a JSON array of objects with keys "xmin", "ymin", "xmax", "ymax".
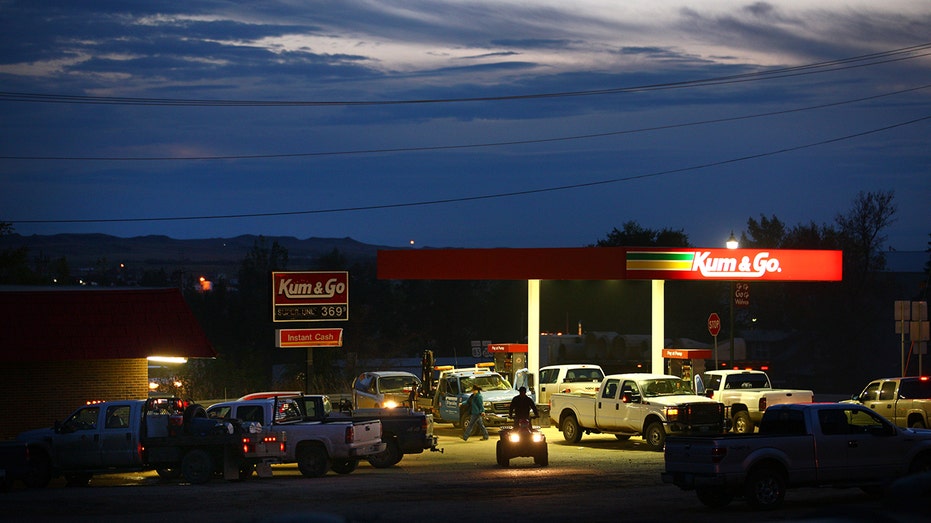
[{"xmin": 0, "ymin": 233, "xmax": 391, "ymax": 276}]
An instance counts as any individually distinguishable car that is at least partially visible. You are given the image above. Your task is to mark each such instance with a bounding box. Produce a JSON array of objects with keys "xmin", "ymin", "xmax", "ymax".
[{"xmin": 352, "ymin": 371, "xmax": 422, "ymax": 409}]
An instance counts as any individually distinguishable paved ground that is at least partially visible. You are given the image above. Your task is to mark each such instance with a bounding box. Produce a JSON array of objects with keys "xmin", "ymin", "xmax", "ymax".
[{"xmin": 2, "ymin": 425, "xmax": 924, "ymax": 522}]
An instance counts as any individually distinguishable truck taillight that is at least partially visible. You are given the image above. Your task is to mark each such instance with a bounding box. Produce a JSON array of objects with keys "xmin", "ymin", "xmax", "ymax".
[
  {"xmin": 345, "ymin": 426, "xmax": 354, "ymax": 444},
  {"xmin": 759, "ymin": 397, "xmax": 767, "ymax": 411},
  {"xmin": 711, "ymin": 447, "xmax": 727, "ymax": 464}
]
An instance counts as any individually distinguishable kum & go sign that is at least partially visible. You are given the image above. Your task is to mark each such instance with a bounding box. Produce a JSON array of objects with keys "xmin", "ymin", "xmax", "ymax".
[
  {"xmin": 272, "ymin": 271, "xmax": 349, "ymax": 322},
  {"xmin": 625, "ymin": 249, "xmax": 842, "ymax": 281}
]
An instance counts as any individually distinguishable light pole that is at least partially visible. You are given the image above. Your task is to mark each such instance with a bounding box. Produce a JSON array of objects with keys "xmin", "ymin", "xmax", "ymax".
[{"xmin": 726, "ymin": 231, "xmax": 739, "ymax": 365}]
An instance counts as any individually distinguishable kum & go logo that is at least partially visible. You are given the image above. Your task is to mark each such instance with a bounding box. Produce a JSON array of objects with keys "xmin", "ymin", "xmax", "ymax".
[{"xmin": 625, "ymin": 249, "xmax": 842, "ymax": 282}]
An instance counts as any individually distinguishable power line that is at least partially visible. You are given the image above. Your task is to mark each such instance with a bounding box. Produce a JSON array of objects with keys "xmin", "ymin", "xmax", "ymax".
[
  {"xmin": 1, "ymin": 43, "xmax": 929, "ymax": 107},
  {"xmin": 4, "ymin": 83, "xmax": 929, "ymax": 162},
  {"xmin": 11, "ymin": 113, "xmax": 929, "ymax": 225}
]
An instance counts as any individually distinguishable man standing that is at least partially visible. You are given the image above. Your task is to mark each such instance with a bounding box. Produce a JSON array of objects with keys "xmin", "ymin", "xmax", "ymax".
[
  {"xmin": 462, "ymin": 385, "xmax": 489, "ymax": 441},
  {"xmin": 509, "ymin": 386, "xmax": 539, "ymax": 421}
]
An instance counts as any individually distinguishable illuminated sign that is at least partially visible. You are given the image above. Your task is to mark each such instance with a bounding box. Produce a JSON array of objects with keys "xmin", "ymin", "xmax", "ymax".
[
  {"xmin": 276, "ymin": 328, "xmax": 344, "ymax": 348},
  {"xmin": 663, "ymin": 348, "xmax": 713, "ymax": 359},
  {"xmin": 487, "ymin": 343, "xmax": 528, "ymax": 353},
  {"xmin": 625, "ymin": 249, "xmax": 842, "ymax": 281},
  {"xmin": 272, "ymin": 271, "xmax": 349, "ymax": 322}
]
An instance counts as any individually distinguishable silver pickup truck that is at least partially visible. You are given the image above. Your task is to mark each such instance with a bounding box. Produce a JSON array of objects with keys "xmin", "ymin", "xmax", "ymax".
[
  {"xmin": 207, "ymin": 397, "xmax": 384, "ymax": 477},
  {"xmin": 661, "ymin": 403, "xmax": 931, "ymax": 509}
]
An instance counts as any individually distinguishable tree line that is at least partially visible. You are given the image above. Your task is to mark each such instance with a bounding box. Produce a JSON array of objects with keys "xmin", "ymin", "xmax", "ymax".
[{"xmin": 2, "ymin": 190, "xmax": 929, "ymax": 396}]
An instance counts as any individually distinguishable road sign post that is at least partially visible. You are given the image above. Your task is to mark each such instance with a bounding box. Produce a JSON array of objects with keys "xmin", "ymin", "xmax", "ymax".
[{"xmin": 708, "ymin": 312, "xmax": 721, "ymax": 369}]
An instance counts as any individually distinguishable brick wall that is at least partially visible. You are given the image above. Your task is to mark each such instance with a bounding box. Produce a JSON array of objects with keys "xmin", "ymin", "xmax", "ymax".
[{"xmin": 0, "ymin": 358, "xmax": 148, "ymax": 440}]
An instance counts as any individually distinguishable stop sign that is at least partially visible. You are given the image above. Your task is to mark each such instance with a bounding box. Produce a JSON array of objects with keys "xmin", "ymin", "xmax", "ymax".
[{"xmin": 707, "ymin": 313, "xmax": 721, "ymax": 337}]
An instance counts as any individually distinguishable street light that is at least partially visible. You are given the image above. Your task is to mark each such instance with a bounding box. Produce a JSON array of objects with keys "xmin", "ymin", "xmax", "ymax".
[
  {"xmin": 726, "ymin": 232, "xmax": 738, "ymax": 365},
  {"xmin": 726, "ymin": 231, "xmax": 739, "ymax": 250}
]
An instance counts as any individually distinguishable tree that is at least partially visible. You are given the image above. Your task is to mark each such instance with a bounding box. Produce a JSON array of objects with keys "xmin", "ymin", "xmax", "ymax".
[
  {"xmin": 594, "ymin": 221, "xmax": 690, "ymax": 247},
  {"xmin": 835, "ymin": 190, "xmax": 896, "ymax": 279}
]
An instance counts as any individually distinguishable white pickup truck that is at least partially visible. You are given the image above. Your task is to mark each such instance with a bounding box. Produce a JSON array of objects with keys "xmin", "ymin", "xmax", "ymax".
[
  {"xmin": 697, "ymin": 370, "xmax": 814, "ymax": 433},
  {"xmin": 535, "ymin": 364, "xmax": 604, "ymax": 406},
  {"xmin": 207, "ymin": 396, "xmax": 384, "ymax": 477},
  {"xmin": 549, "ymin": 373, "xmax": 727, "ymax": 450}
]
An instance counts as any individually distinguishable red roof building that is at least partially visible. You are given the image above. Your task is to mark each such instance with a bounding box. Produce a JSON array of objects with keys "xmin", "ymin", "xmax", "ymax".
[{"xmin": 0, "ymin": 287, "xmax": 216, "ymax": 439}]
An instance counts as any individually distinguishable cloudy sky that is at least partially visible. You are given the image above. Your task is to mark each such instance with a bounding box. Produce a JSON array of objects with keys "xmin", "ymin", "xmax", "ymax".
[{"xmin": 1, "ymin": 1, "xmax": 929, "ymax": 252}]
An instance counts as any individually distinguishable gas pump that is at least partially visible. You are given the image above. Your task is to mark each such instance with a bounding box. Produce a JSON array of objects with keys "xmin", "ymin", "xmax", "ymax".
[
  {"xmin": 487, "ymin": 343, "xmax": 528, "ymax": 384},
  {"xmin": 662, "ymin": 348, "xmax": 711, "ymax": 386}
]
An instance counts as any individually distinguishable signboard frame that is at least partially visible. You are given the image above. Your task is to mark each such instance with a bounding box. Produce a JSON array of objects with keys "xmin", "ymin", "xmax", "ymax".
[{"xmin": 272, "ymin": 271, "xmax": 349, "ymax": 323}]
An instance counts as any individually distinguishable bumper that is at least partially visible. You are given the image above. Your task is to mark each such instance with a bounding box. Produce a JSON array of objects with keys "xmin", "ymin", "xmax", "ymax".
[
  {"xmin": 661, "ymin": 471, "xmax": 728, "ymax": 489},
  {"xmin": 348, "ymin": 442, "xmax": 387, "ymax": 458},
  {"xmin": 482, "ymin": 413, "xmax": 512, "ymax": 426},
  {"xmin": 667, "ymin": 422, "xmax": 726, "ymax": 434}
]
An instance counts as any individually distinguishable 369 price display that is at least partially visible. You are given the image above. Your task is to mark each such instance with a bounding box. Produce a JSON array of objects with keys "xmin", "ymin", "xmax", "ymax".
[{"xmin": 274, "ymin": 305, "xmax": 348, "ymax": 322}]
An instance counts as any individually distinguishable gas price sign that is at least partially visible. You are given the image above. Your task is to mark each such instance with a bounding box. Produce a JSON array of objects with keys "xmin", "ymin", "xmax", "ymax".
[{"xmin": 272, "ymin": 271, "xmax": 349, "ymax": 322}]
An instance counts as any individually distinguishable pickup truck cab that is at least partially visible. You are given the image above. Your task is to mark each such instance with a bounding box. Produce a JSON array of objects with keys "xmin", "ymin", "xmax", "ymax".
[
  {"xmin": 845, "ymin": 376, "xmax": 931, "ymax": 429},
  {"xmin": 432, "ymin": 364, "xmax": 521, "ymax": 427},
  {"xmin": 206, "ymin": 397, "xmax": 384, "ymax": 477},
  {"xmin": 697, "ymin": 369, "xmax": 814, "ymax": 433},
  {"xmin": 550, "ymin": 373, "xmax": 727, "ymax": 450},
  {"xmin": 662, "ymin": 403, "xmax": 931, "ymax": 509},
  {"xmin": 536, "ymin": 364, "xmax": 604, "ymax": 406}
]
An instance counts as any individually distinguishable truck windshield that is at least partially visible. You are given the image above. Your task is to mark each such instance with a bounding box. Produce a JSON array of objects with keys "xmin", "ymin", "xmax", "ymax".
[
  {"xmin": 379, "ymin": 376, "xmax": 419, "ymax": 393},
  {"xmin": 641, "ymin": 379, "xmax": 694, "ymax": 397},
  {"xmin": 461, "ymin": 374, "xmax": 511, "ymax": 392}
]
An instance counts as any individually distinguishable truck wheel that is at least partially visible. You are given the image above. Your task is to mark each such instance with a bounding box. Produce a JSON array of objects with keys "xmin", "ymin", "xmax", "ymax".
[
  {"xmin": 156, "ymin": 467, "xmax": 182, "ymax": 480},
  {"xmin": 23, "ymin": 450, "xmax": 51, "ymax": 489},
  {"xmin": 734, "ymin": 411, "xmax": 755, "ymax": 434},
  {"xmin": 561, "ymin": 415, "xmax": 583, "ymax": 443},
  {"xmin": 696, "ymin": 487, "xmax": 733, "ymax": 508},
  {"xmin": 181, "ymin": 449, "xmax": 214, "ymax": 484},
  {"xmin": 643, "ymin": 421, "xmax": 666, "ymax": 451},
  {"xmin": 330, "ymin": 458, "xmax": 359, "ymax": 474},
  {"xmin": 744, "ymin": 467, "xmax": 786, "ymax": 510},
  {"xmin": 368, "ymin": 438, "xmax": 402, "ymax": 468},
  {"xmin": 496, "ymin": 441, "xmax": 509, "ymax": 467},
  {"xmin": 238, "ymin": 464, "xmax": 256, "ymax": 479},
  {"xmin": 456, "ymin": 413, "xmax": 469, "ymax": 430},
  {"xmin": 296, "ymin": 445, "xmax": 329, "ymax": 478},
  {"xmin": 64, "ymin": 473, "xmax": 92, "ymax": 487},
  {"xmin": 910, "ymin": 419, "xmax": 927, "ymax": 429}
]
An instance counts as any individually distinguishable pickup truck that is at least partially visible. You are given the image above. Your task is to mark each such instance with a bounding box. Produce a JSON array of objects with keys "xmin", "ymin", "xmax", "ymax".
[
  {"xmin": 431, "ymin": 364, "xmax": 522, "ymax": 427},
  {"xmin": 4, "ymin": 397, "xmax": 285, "ymax": 487},
  {"xmin": 206, "ymin": 396, "xmax": 384, "ymax": 477},
  {"xmin": 845, "ymin": 376, "xmax": 931, "ymax": 429},
  {"xmin": 697, "ymin": 369, "xmax": 814, "ymax": 433},
  {"xmin": 662, "ymin": 402, "xmax": 931, "ymax": 509},
  {"xmin": 550, "ymin": 373, "xmax": 728, "ymax": 451},
  {"xmin": 294, "ymin": 394, "xmax": 441, "ymax": 468},
  {"xmin": 536, "ymin": 364, "xmax": 605, "ymax": 406}
]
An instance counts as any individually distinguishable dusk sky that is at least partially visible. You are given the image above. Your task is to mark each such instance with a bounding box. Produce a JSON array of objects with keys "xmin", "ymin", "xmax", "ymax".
[{"xmin": 1, "ymin": 1, "xmax": 929, "ymax": 252}]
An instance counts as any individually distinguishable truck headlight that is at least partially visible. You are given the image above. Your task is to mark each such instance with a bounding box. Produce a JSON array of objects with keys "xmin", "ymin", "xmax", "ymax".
[{"xmin": 666, "ymin": 407, "xmax": 679, "ymax": 421}]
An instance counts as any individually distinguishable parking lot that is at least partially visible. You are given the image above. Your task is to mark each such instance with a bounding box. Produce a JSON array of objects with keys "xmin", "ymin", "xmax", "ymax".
[{"xmin": 5, "ymin": 423, "xmax": 918, "ymax": 523}]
